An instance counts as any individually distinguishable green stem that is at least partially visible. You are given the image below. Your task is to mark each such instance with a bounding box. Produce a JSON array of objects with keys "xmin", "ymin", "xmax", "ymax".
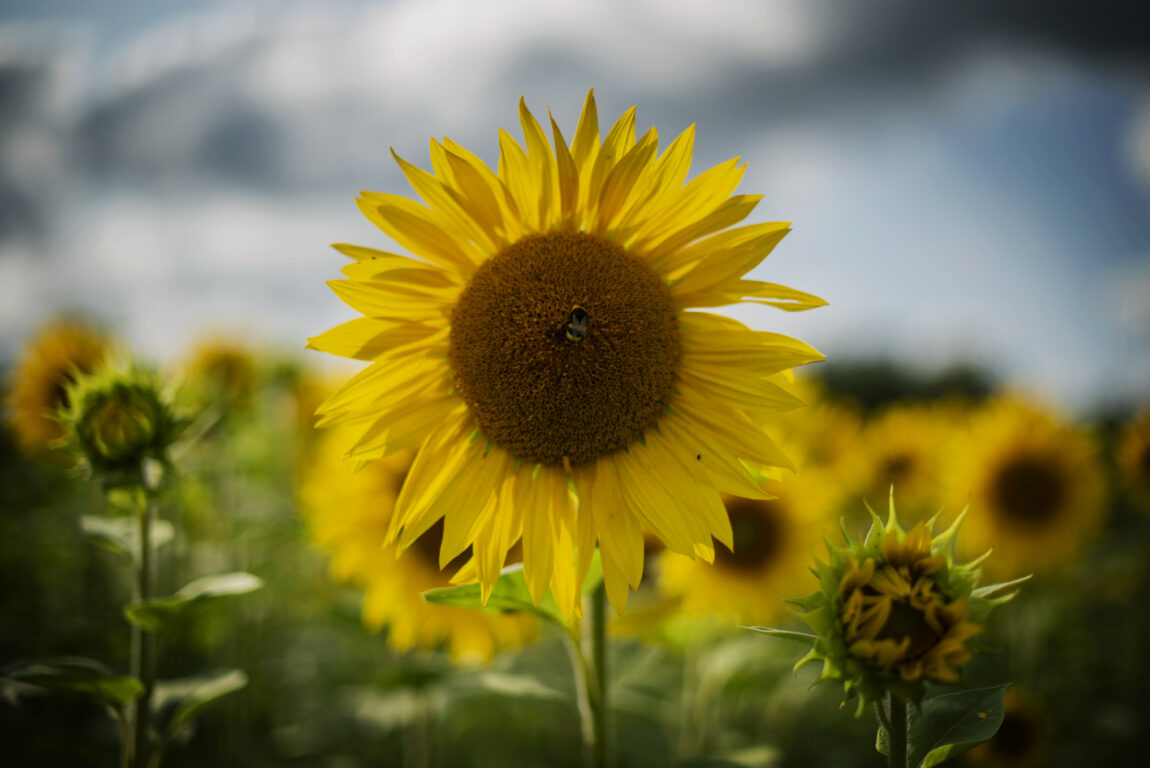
[
  {"xmin": 131, "ymin": 489, "xmax": 158, "ymax": 768},
  {"xmin": 585, "ymin": 583, "xmax": 609, "ymax": 768},
  {"xmin": 886, "ymin": 694, "xmax": 907, "ymax": 768},
  {"xmin": 559, "ymin": 625, "xmax": 595, "ymax": 768}
]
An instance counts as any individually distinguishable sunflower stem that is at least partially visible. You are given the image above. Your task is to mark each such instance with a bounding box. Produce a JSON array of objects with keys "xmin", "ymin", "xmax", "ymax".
[
  {"xmin": 130, "ymin": 479, "xmax": 159, "ymax": 768},
  {"xmin": 585, "ymin": 582, "xmax": 610, "ymax": 768},
  {"xmin": 886, "ymin": 694, "xmax": 907, "ymax": 768}
]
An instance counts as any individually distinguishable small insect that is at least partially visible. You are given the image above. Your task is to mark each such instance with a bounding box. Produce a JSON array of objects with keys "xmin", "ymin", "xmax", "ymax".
[{"xmin": 565, "ymin": 305, "xmax": 588, "ymax": 341}]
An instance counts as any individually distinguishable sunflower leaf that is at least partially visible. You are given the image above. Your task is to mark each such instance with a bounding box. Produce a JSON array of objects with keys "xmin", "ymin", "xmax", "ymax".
[
  {"xmin": 81, "ymin": 515, "xmax": 175, "ymax": 557},
  {"xmin": 8, "ymin": 656, "xmax": 143, "ymax": 709},
  {"xmin": 124, "ymin": 572, "xmax": 264, "ymax": 633},
  {"xmin": 156, "ymin": 669, "xmax": 248, "ymax": 741},
  {"xmin": 907, "ymin": 685, "xmax": 1008, "ymax": 768},
  {"xmin": 423, "ymin": 564, "xmax": 564, "ymax": 625}
]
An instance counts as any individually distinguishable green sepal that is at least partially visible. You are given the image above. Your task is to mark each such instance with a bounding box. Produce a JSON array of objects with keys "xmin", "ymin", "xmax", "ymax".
[
  {"xmin": 742, "ymin": 627, "xmax": 817, "ymax": 645},
  {"xmin": 125, "ymin": 571, "xmax": 263, "ymax": 633}
]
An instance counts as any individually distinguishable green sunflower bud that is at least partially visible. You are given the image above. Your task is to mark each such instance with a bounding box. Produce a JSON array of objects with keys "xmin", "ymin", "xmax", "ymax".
[
  {"xmin": 59, "ymin": 364, "xmax": 185, "ymax": 484},
  {"xmin": 788, "ymin": 492, "xmax": 1028, "ymax": 713}
]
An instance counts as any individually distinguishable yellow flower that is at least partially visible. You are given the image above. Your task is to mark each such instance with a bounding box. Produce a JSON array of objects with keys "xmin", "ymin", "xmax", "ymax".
[
  {"xmin": 945, "ymin": 396, "xmax": 1105, "ymax": 577},
  {"xmin": 855, "ymin": 402, "xmax": 959, "ymax": 522},
  {"xmin": 308, "ymin": 91, "xmax": 824, "ymax": 617},
  {"xmin": 789, "ymin": 497, "xmax": 1023, "ymax": 709},
  {"xmin": 6, "ymin": 319, "xmax": 111, "ymax": 453},
  {"xmin": 771, "ymin": 377, "xmax": 866, "ymax": 484},
  {"xmin": 966, "ymin": 689, "xmax": 1051, "ymax": 768},
  {"xmin": 184, "ymin": 339, "xmax": 257, "ymax": 411},
  {"xmin": 300, "ymin": 425, "xmax": 535, "ymax": 663},
  {"xmin": 659, "ymin": 472, "xmax": 837, "ymax": 625},
  {"xmin": 1118, "ymin": 409, "xmax": 1150, "ymax": 508}
]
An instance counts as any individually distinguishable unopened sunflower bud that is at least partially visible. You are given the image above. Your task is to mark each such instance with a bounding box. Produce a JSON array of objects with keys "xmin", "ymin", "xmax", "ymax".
[
  {"xmin": 60, "ymin": 365, "xmax": 183, "ymax": 483},
  {"xmin": 788, "ymin": 492, "xmax": 1027, "ymax": 712}
]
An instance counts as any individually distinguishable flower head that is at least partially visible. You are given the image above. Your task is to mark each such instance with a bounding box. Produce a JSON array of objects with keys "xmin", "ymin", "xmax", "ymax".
[
  {"xmin": 308, "ymin": 91, "xmax": 824, "ymax": 617},
  {"xmin": 300, "ymin": 425, "xmax": 535, "ymax": 662},
  {"xmin": 789, "ymin": 494, "xmax": 1024, "ymax": 710},
  {"xmin": 184, "ymin": 339, "xmax": 257, "ymax": 412},
  {"xmin": 6, "ymin": 319, "xmax": 111, "ymax": 453},
  {"xmin": 59, "ymin": 364, "xmax": 184, "ymax": 483},
  {"xmin": 944, "ymin": 396, "xmax": 1105, "ymax": 576}
]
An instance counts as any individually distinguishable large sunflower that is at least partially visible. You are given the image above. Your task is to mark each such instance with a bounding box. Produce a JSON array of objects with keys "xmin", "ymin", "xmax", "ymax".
[
  {"xmin": 945, "ymin": 396, "xmax": 1105, "ymax": 577},
  {"xmin": 300, "ymin": 425, "xmax": 535, "ymax": 662},
  {"xmin": 6, "ymin": 319, "xmax": 111, "ymax": 453},
  {"xmin": 308, "ymin": 91, "xmax": 824, "ymax": 617}
]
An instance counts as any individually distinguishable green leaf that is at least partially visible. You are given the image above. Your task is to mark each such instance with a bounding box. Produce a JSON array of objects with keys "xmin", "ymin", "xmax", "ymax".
[
  {"xmin": 459, "ymin": 671, "xmax": 567, "ymax": 702},
  {"xmin": 8, "ymin": 657, "xmax": 143, "ymax": 708},
  {"xmin": 125, "ymin": 571, "xmax": 264, "ymax": 632},
  {"xmin": 876, "ymin": 720, "xmax": 889, "ymax": 756},
  {"xmin": 156, "ymin": 670, "xmax": 248, "ymax": 738},
  {"xmin": 907, "ymin": 685, "xmax": 1008, "ymax": 768},
  {"xmin": 423, "ymin": 564, "xmax": 563, "ymax": 624},
  {"xmin": 742, "ymin": 627, "xmax": 817, "ymax": 645},
  {"xmin": 81, "ymin": 515, "xmax": 175, "ymax": 557}
]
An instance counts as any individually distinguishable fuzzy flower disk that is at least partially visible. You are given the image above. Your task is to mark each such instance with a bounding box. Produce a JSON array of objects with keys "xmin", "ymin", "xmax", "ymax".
[{"xmin": 308, "ymin": 91, "xmax": 825, "ymax": 617}]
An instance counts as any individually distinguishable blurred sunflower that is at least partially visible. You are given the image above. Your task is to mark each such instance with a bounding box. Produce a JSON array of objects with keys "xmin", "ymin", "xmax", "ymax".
[
  {"xmin": 771, "ymin": 377, "xmax": 866, "ymax": 487},
  {"xmin": 300, "ymin": 426, "xmax": 535, "ymax": 663},
  {"xmin": 946, "ymin": 397, "xmax": 1105, "ymax": 577},
  {"xmin": 308, "ymin": 91, "xmax": 824, "ymax": 616},
  {"xmin": 966, "ymin": 689, "xmax": 1051, "ymax": 768},
  {"xmin": 184, "ymin": 339, "xmax": 257, "ymax": 411},
  {"xmin": 659, "ymin": 472, "xmax": 837, "ymax": 625},
  {"xmin": 855, "ymin": 402, "xmax": 958, "ymax": 523},
  {"xmin": 6, "ymin": 318, "xmax": 110, "ymax": 453},
  {"xmin": 1117, "ymin": 409, "xmax": 1150, "ymax": 507}
]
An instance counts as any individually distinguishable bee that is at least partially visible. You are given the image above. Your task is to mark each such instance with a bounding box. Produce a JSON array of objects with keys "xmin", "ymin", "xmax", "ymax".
[{"xmin": 565, "ymin": 305, "xmax": 588, "ymax": 342}]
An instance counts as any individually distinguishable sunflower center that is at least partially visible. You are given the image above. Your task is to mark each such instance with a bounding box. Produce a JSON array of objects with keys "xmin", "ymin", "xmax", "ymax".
[
  {"xmin": 875, "ymin": 599, "xmax": 941, "ymax": 660},
  {"xmin": 989, "ymin": 711, "xmax": 1038, "ymax": 759},
  {"xmin": 880, "ymin": 453, "xmax": 915, "ymax": 484},
  {"xmin": 991, "ymin": 454, "xmax": 1064, "ymax": 525},
  {"xmin": 714, "ymin": 498, "xmax": 785, "ymax": 573},
  {"xmin": 449, "ymin": 231, "xmax": 679, "ymax": 466},
  {"xmin": 410, "ymin": 518, "xmax": 471, "ymax": 574}
]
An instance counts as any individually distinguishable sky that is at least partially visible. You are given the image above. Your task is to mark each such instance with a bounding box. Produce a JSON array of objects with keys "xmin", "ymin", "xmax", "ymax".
[{"xmin": 1, "ymin": 0, "xmax": 1148, "ymax": 411}]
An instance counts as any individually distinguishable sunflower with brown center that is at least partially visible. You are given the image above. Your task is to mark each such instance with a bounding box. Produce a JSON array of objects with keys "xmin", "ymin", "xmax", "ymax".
[
  {"xmin": 308, "ymin": 91, "xmax": 824, "ymax": 616},
  {"xmin": 300, "ymin": 424, "xmax": 535, "ymax": 662},
  {"xmin": 944, "ymin": 396, "xmax": 1105, "ymax": 577},
  {"xmin": 788, "ymin": 497, "xmax": 1023, "ymax": 709},
  {"xmin": 6, "ymin": 319, "xmax": 111, "ymax": 454},
  {"xmin": 659, "ymin": 473, "xmax": 837, "ymax": 625}
]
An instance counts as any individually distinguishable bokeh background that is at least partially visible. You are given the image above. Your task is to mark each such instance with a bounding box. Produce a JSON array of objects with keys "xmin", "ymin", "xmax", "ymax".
[
  {"xmin": 1, "ymin": 0, "xmax": 1148, "ymax": 408},
  {"xmin": 3, "ymin": 2, "xmax": 1149, "ymax": 767}
]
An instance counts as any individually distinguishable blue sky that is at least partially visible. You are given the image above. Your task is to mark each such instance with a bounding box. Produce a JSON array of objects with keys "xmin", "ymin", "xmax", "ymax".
[{"xmin": 1, "ymin": 0, "xmax": 1147, "ymax": 410}]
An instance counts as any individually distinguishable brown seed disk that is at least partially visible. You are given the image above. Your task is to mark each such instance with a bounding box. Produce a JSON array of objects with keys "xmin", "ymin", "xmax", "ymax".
[
  {"xmin": 714, "ymin": 497, "xmax": 786, "ymax": 573},
  {"xmin": 991, "ymin": 454, "xmax": 1065, "ymax": 525},
  {"xmin": 448, "ymin": 231, "xmax": 679, "ymax": 466}
]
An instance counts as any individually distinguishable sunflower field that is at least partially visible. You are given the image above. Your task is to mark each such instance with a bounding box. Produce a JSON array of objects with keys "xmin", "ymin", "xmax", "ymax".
[{"xmin": 3, "ymin": 5, "xmax": 1150, "ymax": 766}]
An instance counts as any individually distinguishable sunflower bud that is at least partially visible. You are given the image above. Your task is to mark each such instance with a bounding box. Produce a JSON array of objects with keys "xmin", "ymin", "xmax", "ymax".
[
  {"xmin": 60, "ymin": 365, "xmax": 183, "ymax": 483},
  {"xmin": 788, "ymin": 493, "xmax": 1027, "ymax": 712}
]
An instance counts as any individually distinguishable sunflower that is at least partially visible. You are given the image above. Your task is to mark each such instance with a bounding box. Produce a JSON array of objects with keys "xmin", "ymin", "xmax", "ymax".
[
  {"xmin": 6, "ymin": 318, "xmax": 111, "ymax": 453},
  {"xmin": 300, "ymin": 425, "xmax": 535, "ymax": 663},
  {"xmin": 854, "ymin": 402, "xmax": 959, "ymax": 524},
  {"xmin": 659, "ymin": 472, "xmax": 837, "ymax": 625},
  {"xmin": 184, "ymin": 339, "xmax": 257, "ymax": 411},
  {"xmin": 945, "ymin": 396, "xmax": 1105, "ymax": 577},
  {"xmin": 308, "ymin": 91, "xmax": 824, "ymax": 617},
  {"xmin": 965, "ymin": 689, "xmax": 1051, "ymax": 768},
  {"xmin": 770, "ymin": 377, "xmax": 866, "ymax": 491},
  {"xmin": 789, "ymin": 498, "xmax": 1021, "ymax": 709},
  {"xmin": 1118, "ymin": 409, "xmax": 1150, "ymax": 508}
]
